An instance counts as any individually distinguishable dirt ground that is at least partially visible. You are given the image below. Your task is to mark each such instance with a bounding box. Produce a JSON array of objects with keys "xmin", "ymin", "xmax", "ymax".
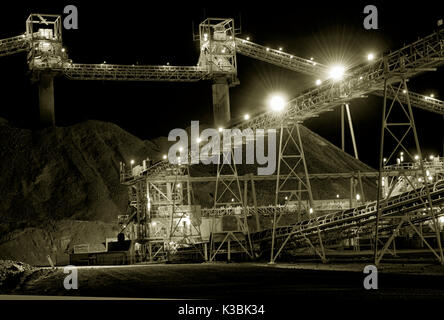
[{"xmin": 2, "ymin": 262, "xmax": 444, "ymax": 301}]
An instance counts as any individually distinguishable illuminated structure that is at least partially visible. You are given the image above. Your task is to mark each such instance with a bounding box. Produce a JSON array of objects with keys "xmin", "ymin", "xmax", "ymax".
[
  {"xmin": 1, "ymin": 14, "xmax": 443, "ymax": 127},
  {"xmin": 2, "ymin": 14, "xmax": 444, "ymax": 264}
]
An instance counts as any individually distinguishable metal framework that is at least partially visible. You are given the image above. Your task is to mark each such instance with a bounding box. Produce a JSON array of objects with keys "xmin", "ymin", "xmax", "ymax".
[
  {"xmin": 25, "ymin": 14, "xmax": 66, "ymax": 73},
  {"xmin": 2, "ymin": 14, "xmax": 444, "ymax": 263},
  {"xmin": 235, "ymin": 28, "xmax": 444, "ymax": 131},
  {"xmin": 234, "ymin": 37, "xmax": 444, "ymax": 118},
  {"xmin": 0, "ymin": 34, "xmax": 30, "ymax": 57},
  {"xmin": 373, "ymin": 65, "xmax": 444, "ymax": 265},
  {"xmin": 341, "ymin": 103, "xmax": 359, "ymax": 159},
  {"xmin": 119, "ymin": 160, "xmax": 205, "ymax": 262},
  {"xmin": 253, "ymin": 180, "xmax": 444, "ymax": 248},
  {"xmin": 269, "ymin": 122, "xmax": 327, "ymax": 263},
  {"xmin": 373, "ymin": 89, "xmax": 444, "ymax": 115},
  {"xmin": 212, "ymin": 142, "xmax": 253, "ymax": 259},
  {"xmin": 198, "ymin": 18, "xmax": 238, "ymax": 79},
  {"xmin": 235, "ymin": 37, "xmax": 327, "ymax": 76},
  {"xmin": 63, "ymin": 64, "xmax": 212, "ymax": 81},
  {"xmin": 115, "ymin": 24, "xmax": 442, "ymax": 258}
]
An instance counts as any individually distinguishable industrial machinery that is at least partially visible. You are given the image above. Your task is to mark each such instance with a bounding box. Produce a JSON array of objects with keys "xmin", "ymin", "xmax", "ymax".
[
  {"xmin": 117, "ymin": 20, "xmax": 444, "ymax": 265},
  {"xmin": 1, "ymin": 14, "xmax": 443, "ymax": 127},
  {"xmin": 2, "ymin": 13, "xmax": 444, "ymax": 265}
]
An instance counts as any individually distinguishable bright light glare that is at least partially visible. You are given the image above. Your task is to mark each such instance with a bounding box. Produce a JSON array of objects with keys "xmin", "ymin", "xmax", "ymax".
[
  {"xmin": 196, "ymin": 138, "xmax": 202, "ymax": 143},
  {"xmin": 367, "ymin": 53, "xmax": 375, "ymax": 61},
  {"xmin": 269, "ymin": 95, "xmax": 286, "ymax": 112},
  {"xmin": 315, "ymin": 79, "xmax": 322, "ymax": 86},
  {"xmin": 329, "ymin": 65, "xmax": 345, "ymax": 81},
  {"xmin": 162, "ymin": 154, "xmax": 167, "ymax": 160},
  {"xmin": 244, "ymin": 114, "xmax": 250, "ymax": 120}
]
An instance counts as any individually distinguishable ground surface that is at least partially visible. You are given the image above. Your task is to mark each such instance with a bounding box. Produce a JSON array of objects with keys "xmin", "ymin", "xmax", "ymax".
[{"xmin": 3, "ymin": 262, "xmax": 444, "ymax": 301}]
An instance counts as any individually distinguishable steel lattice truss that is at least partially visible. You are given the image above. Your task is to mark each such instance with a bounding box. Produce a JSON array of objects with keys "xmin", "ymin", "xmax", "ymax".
[
  {"xmin": 253, "ymin": 180, "xmax": 444, "ymax": 243},
  {"xmin": 63, "ymin": 63, "xmax": 212, "ymax": 82},
  {"xmin": 0, "ymin": 34, "xmax": 30, "ymax": 57},
  {"xmin": 234, "ymin": 37, "xmax": 327, "ymax": 76},
  {"xmin": 235, "ymin": 28, "xmax": 444, "ymax": 131},
  {"xmin": 373, "ymin": 89, "xmax": 444, "ymax": 114},
  {"xmin": 235, "ymin": 37, "xmax": 444, "ymax": 117},
  {"xmin": 1, "ymin": 17, "xmax": 443, "ymax": 121}
]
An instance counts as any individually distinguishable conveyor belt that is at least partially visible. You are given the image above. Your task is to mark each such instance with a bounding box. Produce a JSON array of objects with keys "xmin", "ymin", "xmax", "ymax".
[
  {"xmin": 0, "ymin": 34, "xmax": 29, "ymax": 57},
  {"xmin": 252, "ymin": 180, "xmax": 444, "ymax": 244}
]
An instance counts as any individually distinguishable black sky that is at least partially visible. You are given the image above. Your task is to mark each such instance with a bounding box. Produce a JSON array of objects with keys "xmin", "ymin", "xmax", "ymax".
[{"xmin": 0, "ymin": 1, "xmax": 443, "ymax": 169}]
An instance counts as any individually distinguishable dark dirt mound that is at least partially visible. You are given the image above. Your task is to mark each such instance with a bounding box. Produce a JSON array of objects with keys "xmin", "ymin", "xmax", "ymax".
[
  {"xmin": 0, "ymin": 260, "xmax": 33, "ymax": 292},
  {"xmin": 0, "ymin": 120, "xmax": 160, "ymax": 234}
]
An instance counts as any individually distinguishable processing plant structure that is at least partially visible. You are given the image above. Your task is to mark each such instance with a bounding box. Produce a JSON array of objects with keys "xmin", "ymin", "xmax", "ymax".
[{"xmin": 2, "ymin": 14, "xmax": 444, "ymax": 265}]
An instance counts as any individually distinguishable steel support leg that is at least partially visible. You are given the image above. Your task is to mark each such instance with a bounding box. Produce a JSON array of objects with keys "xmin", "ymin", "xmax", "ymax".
[
  {"xmin": 374, "ymin": 67, "xmax": 444, "ymax": 265},
  {"xmin": 345, "ymin": 104, "xmax": 359, "ymax": 160}
]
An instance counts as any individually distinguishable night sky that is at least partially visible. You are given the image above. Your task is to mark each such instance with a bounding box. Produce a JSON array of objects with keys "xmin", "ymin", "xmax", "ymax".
[{"xmin": 0, "ymin": 1, "xmax": 443, "ymax": 168}]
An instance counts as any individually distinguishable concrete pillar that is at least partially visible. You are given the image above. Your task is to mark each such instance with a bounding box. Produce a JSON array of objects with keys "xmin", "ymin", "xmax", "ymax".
[
  {"xmin": 38, "ymin": 73, "xmax": 55, "ymax": 127},
  {"xmin": 212, "ymin": 78, "xmax": 230, "ymax": 127}
]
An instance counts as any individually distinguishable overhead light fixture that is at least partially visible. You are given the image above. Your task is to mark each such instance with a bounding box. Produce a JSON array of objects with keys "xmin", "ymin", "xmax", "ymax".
[
  {"xmin": 328, "ymin": 65, "xmax": 345, "ymax": 81},
  {"xmin": 269, "ymin": 95, "xmax": 286, "ymax": 112}
]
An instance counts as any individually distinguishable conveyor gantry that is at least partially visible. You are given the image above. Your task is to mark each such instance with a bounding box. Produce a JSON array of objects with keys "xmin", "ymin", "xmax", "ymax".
[
  {"xmin": 234, "ymin": 36, "xmax": 444, "ymax": 118},
  {"xmin": 235, "ymin": 27, "xmax": 444, "ymax": 130},
  {"xmin": 63, "ymin": 64, "xmax": 212, "ymax": 82},
  {"xmin": 252, "ymin": 180, "xmax": 444, "ymax": 245},
  {"xmin": 0, "ymin": 34, "xmax": 30, "ymax": 57}
]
